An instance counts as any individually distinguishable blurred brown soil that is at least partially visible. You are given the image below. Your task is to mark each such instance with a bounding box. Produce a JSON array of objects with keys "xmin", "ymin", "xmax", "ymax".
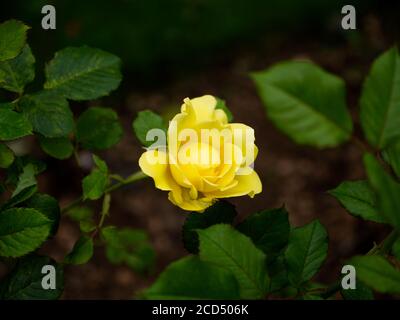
[{"xmin": 33, "ymin": 19, "xmax": 394, "ymax": 299}]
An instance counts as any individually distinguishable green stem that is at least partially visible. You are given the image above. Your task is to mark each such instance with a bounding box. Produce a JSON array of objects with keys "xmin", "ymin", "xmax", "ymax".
[
  {"xmin": 61, "ymin": 170, "xmax": 148, "ymax": 214},
  {"xmin": 367, "ymin": 230, "xmax": 398, "ymax": 256},
  {"xmin": 105, "ymin": 171, "xmax": 147, "ymax": 193},
  {"xmin": 379, "ymin": 230, "xmax": 398, "ymax": 254},
  {"xmin": 90, "ymin": 193, "xmax": 111, "ymax": 239},
  {"xmin": 109, "ymin": 174, "xmax": 125, "ymax": 182},
  {"xmin": 61, "ymin": 196, "xmax": 83, "ymax": 214},
  {"xmin": 366, "ymin": 242, "xmax": 379, "ymax": 256},
  {"xmin": 98, "ymin": 193, "xmax": 111, "ymax": 229},
  {"xmin": 351, "ymin": 134, "xmax": 395, "ymax": 176}
]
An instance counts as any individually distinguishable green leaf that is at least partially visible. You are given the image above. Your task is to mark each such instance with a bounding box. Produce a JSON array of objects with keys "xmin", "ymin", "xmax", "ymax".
[
  {"xmin": 66, "ymin": 206, "xmax": 93, "ymax": 222},
  {"xmin": 19, "ymin": 91, "xmax": 73, "ymax": 138},
  {"xmin": 0, "ymin": 102, "xmax": 14, "ymax": 110},
  {"xmin": 77, "ymin": 107, "xmax": 122, "ymax": 150},
  {"xmin": 0, "ymin": 208, "xmax": 51, "ymax": 257},
  {"xmin": 341, "ymin": 280, "xmax": 374, "ymax": 300},
  {"xmin": 82, "ymin": 155, "xmax": 109, "ymax": 200},
  {"xmin": 360, "ymin": 47, "xmax": 400, "ymax": 149},
  {"xmin": 132, "ymin": 110, "xmax": 167, "ymax": 147},
  {"xmin": 329, "ymin": 180, "xmax": 385, "ymax": 223},
  {"xmin": 0, "ymin": 20, "xmax": 29, "ymax": 61},
  {"xmin": 383, "ymin": 139, "xmax": 400, "ymax": 178},
  {"xmin": 198, "ymin": 224, "xmax": 268, "ymax": 299},
  {"xmin": 44, "ymin": 46, "xmax": 121, "ymax": 101},
  {"xmin": 0, "ymin": 186, "xmax": 37, "ymax": 211},
  {"xmin": 364, "ymin": 154, "xmax": 400, "ymax": 229},
  {"xmin": 1, "ymin": 162, "xmax": 38, "ymax": 211},
  {"xmin": 252, "ymin": 61, "xmax": 352, "ymax": 148},
  {"xmin": 349, "ymin": 255, "xmax": 400, "ymax": 295},
  {"xmin": 5, "ymin": 156, "xmax": 45, "ymax": 187},
  {"xmin": 299, "ymin": 283, "xmax": 327, "ymax": 300},
  {"xmin": 392, "ymin": 238, "xmax": 400, "ymax": 260},
  {"xmin": 101, "ymin": 226, "xmax": 155, "ymax": 273},
  {"xmin": 268, "ymin": 254, "xmax": 289, "ymax": 292},
  {"xmin": 0, "ymin": 143, "xmax": 14, "ymax": 168},
  {"xmin": 25, "ymin": 193, "xmax": 60, "ymax": 236},
  {"xmin": 0, "ymin": 45, "xmax": 35, "ymax": 93},
  {"xmin": 79, "ymin": 220, "xmax": 96, "ymax": 233},
  {"xmin": 0, "ymin": 69, "xmax": 5, "ymax": 83},
  {"xmin": 0, "ymin": 254, "xmax": 63, "ymax": 300},
  {"xmin": 82, "ymin": 170, "xmax": 108, "ymax": 200},
  {"xmin": 66, "ymin": 206, "xmax": 96, "ymax": 232},
  {"xmin": 12, "ymin": 163, "xmax": 36, "ymax": 198},
  {"xmin": 182, "ymin": 201, "xmax": 237, "ymax": 254},
  {"xmin": 0, "ymin": 109, "xmax": 32, "ymax": 140},
  {"xmin": 237, "ymin": 207, "xmax": 290, "ymax": 258},
  {"xmin": 285, "ymin": 220, "xmax": 328, "ymax": 287},
  {"xmin": 39, "ymin": 136, "xmax": 74, "ymax": 160},
  {"xmin": 215, "ymin": 98, "xmax": 233, "ymax": 122},
  {"xmin": 143, "ymin": 256, "xmax": 240, "ymax": 299},
  {"xmin": 93, "ymin": 154, "xmax": 108, "ymax": 173},
  {"xmin": 64, "ymin": 235, "xmax": 94, "ymax": 265}
]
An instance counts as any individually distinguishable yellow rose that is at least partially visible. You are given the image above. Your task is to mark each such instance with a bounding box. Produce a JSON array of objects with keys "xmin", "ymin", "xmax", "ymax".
[{"xmin": 138, "ymin": 95, "xmax": 262, "ymax": 211}]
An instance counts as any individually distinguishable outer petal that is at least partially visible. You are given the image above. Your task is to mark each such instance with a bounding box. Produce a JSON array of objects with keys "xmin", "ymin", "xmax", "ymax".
[
  {"xmin": 168, "ymin": 112, "xmax": 195, "ymax": 160},
  {"xmin": 228, "ymin": 123, "xmax": 258, "ymax": 166},
  {"xmin": 139, "ymin": 150, "xmax": 183, "ymax": 202},
  {"xmin": 207, "ymin": 171, "xmax": 262, "ymax": 199},
  {"xmin": 168, "ymin": 189, "xmax": 213, "ymax": 212},
  {"xmin": 183, "ymin": 95, "xmax": 217, "ymax": 123},
  {"xmin": 214, "ymin": 109, "xmax": 228, "ymax": 124}
]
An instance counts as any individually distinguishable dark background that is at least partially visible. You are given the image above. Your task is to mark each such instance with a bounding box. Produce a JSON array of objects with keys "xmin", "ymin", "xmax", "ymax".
[{"xmin": 1, "ymin": 0, "xmax": 399, "ymax": 298}]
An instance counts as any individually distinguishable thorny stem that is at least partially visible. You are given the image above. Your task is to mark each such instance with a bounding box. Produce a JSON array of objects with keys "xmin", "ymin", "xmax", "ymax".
[{"xmin": 60, "ymin": 170, "xmax": 148, "ymax": 214}]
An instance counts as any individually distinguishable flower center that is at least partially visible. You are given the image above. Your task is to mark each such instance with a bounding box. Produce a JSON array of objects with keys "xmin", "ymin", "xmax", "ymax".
[{"xmin": 178, "ymin": 142, "xmax": 221, "ymax": 170}]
